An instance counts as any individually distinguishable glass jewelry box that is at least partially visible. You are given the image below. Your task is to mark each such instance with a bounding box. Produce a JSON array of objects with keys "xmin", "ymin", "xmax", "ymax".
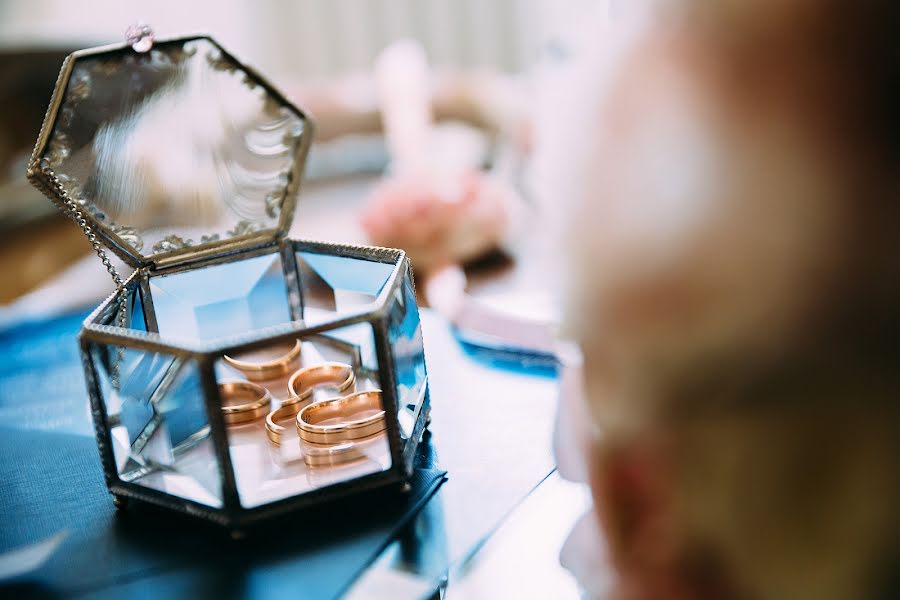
[{"xmin": 25, "ymin": 32, "xmax": 430, "ymax": 531}]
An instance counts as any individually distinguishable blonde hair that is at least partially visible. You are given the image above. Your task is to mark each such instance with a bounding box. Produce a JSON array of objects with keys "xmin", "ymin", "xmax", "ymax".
[{"xmin": 555, "ymin": 2, "xmax": 900, "ymax": 597}]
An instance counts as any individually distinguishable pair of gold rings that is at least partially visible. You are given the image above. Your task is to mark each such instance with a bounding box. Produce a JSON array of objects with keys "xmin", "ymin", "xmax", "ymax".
[
  {"xmin": 265, "ymin": 362, "xmax": 357, "ymax": 444},
  {"xmin": 219, "ymin": 345, "xmax": 384, "ymax": 468}
]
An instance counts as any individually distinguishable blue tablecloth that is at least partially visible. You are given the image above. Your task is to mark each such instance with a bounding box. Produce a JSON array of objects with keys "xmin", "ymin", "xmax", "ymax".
[{"xmin": 0, "ymin": 310, "xmax": 445, "ymax": 599}]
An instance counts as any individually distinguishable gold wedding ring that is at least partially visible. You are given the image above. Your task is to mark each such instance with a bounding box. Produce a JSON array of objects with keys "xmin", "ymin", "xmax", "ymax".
[
  {"xmin": 301, "ymin": 431, "xmax": 386, "ymax": 467},
  {"xmin": 296, "ymin": 390, "xmax": 385, "ymax": 444},
  {"xmin": 223, "ymin": 340, "xmax": 301, "ymax": 381},
  {"xmin": 265, "ymin": 403, "xmax": 302, "ymax": 445},
  {"xmin": 219, "ymin": 381, "xmax": 271, "ymax": 424},
  {"xmin": 286, "ymin": 362, "xmax": 356, "ymax": 409}
]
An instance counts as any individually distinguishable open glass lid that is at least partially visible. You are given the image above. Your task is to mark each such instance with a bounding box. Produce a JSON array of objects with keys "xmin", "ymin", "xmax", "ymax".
[{"xmin": 27, "ymin": 34, "xmax": 312, "ymax": 269}]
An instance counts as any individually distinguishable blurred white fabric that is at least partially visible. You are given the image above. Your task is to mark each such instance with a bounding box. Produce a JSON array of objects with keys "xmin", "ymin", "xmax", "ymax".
[{"xmin": 0, "ymin": 0, "xmax": 541, "ymax": 78}]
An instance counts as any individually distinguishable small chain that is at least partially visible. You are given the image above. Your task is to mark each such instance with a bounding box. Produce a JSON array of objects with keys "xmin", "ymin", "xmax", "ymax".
[
  {"xmin": 41, "ymin": 166, "xmax": 124, "ymax": 288},
  {"xmin": 42, "ymin": 165, "xmax": 129, "ymax": 387}
]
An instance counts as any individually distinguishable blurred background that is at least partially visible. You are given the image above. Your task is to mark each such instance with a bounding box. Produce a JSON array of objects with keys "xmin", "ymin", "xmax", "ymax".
[{"xmin": 0, "ymin": 0, "xmax": 588, "ymax": 304}]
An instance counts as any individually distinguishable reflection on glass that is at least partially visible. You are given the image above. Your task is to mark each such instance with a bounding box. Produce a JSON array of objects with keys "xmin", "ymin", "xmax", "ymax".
[
  {"xmin": 150, "ymin": 253, "xmax": 292, "ymax": 341},
  {"xmin": 90, "ymin": 343, "xmax": 222, "ymax": 507},
  {"xmin": 296, "ymin": 251, "xmax": 395, "ymax": 323},
  {"xmin": 388, "ymin": 266, "xmax": 428, "ymax": 440},
  {"xmin": 216, "ymin": 323, "xmax": 390, "ymax": 509},
  {"xmin": 41, "ymin": 38, "xmax": 305, "ymax": 259}
]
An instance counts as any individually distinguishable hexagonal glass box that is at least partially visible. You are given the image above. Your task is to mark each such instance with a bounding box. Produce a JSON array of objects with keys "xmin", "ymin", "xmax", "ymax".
[{"xmin": 26, "ymin": 35, "xmax": 430, "ymax": 529}]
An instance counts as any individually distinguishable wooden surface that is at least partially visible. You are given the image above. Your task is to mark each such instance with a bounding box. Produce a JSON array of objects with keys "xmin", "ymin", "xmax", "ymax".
[{"xmin": 0, "ymin": 215, "xmax": 90, "ymax": 304}]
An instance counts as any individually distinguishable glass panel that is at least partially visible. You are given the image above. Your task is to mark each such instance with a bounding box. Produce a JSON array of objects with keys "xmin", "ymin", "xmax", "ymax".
[
  {"xmin": 130, "ymin": 286, "xmax": 148, "ymax": 332},
  {"xmin": 149, "ymin": 252, "xmax": 292, "ymax": 342},
  {"xmin": 387, "ymin": 266, "xmax": 428, "ymax": 441},
  {"xmin": 90, "ymin": 280, "xmax": 149, "ymax": 332},
  {"xmin": 296, "ymin": 250, "xmax": 395, "ymax": 324},
  {"xmin": 214, "ymin": 322, "xmax": 390, "ymax": 509},
  {"xmin": 40, "ymin": 37, "xmax": 305, "ymax": 261},
  {"xmin": 89, "ymin": 343, "xmax": 222, "ymax": 507}
]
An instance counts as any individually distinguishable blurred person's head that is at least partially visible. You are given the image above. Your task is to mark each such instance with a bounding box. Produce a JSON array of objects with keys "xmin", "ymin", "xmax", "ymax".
[{"xmin": 541, "ymin": 2, "xmax": 900, "ymax": 598}]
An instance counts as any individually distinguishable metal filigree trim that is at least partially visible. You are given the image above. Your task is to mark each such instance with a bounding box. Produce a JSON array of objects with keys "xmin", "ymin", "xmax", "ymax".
[
  {"xmin": 227, "ymin": 220, "xmax": 266, "ymax": 238},
  {"xmin": 152, "ymin": 234, "xmax": 194, "ymax": 254}
]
